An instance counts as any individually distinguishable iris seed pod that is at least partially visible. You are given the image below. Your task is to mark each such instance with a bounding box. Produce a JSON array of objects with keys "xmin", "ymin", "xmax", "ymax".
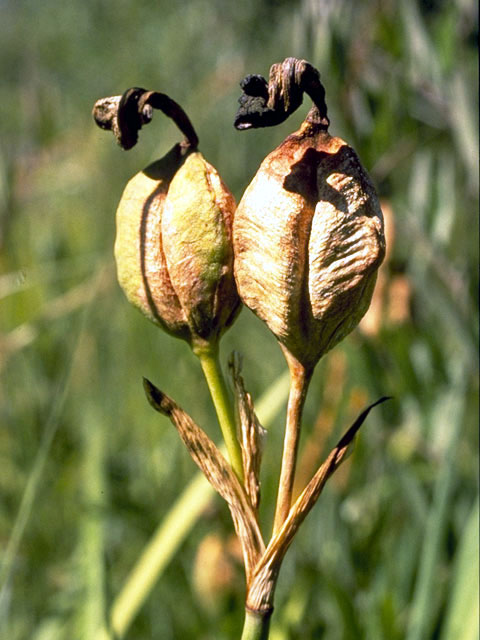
[
  {"xmin": 93, "ymin": 88, "xmax": 240, "ymax": 349},
  {"xmin": 115, "ymin": 147, "xmax": 239, "ymax": 346},
  {"xmin": 233, "ymin": 59, "xmax": 385, "ymax": 371}
]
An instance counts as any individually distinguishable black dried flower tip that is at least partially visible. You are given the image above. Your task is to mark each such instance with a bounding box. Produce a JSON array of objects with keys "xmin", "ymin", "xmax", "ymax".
[
  {"xmin": 234, "ymin": 57, "xmax": 329, "ymax": 131},
  {"xmin": 92, "ymin": 87, "xmax": 198, "ymax": 151}
]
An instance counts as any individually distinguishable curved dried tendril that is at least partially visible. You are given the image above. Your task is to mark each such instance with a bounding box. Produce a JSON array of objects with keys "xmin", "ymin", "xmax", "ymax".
[
  {"xmin": 92, "ymin": 87, "xmax": 199, "ymax": 151},
  {"xmin": 234, "ymin": 57, "xmax": 329, "ymax": 131}
]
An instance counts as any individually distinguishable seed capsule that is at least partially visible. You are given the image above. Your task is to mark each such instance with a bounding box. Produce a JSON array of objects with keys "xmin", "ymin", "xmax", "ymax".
[
  {"xmin": 233, "ymin": 59, "xmax": 385, "ymax": 370},
  {"xmin": 115, "ymin": 146, "xmax": 239, "ymax": 346},
  {"xmin": 93, "ymin": 88, "xmax": 240, "ymax": 348}
]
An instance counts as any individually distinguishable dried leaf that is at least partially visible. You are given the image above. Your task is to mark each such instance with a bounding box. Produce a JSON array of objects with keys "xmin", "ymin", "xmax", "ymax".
[
  {"xmin": 143, "ymin": 378, "xmax": 265, "ymax": 581},
  {"xmin": 246, "ymin": 396, "xmax": 391, "ymax": 611},
  {"xmin": 229, "ymin": 353, "xmax": 266, "ymax": 512}
]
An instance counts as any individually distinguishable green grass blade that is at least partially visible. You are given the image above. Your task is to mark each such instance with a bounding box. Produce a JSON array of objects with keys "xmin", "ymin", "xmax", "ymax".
[
  {"xmin": 439, "ymin": 499, "xmax": 479, "ymax": 640},
  {"xmin": 0, "ymin": 283, "xmax": 100, "ymax": 613},
  {"xmin": 78, "ymin": 408, "xmax": 108, "ymax": 640},
  {"xmin": 405, "ymin": 369, "xmax": 467, "ymax": 640}
]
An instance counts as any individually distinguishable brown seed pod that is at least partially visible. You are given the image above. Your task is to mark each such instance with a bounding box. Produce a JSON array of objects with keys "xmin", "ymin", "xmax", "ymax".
[
  {"xmin": 233, "ymin": 59, "xmax": 385, "ymax": 371},
  {"xmin": 93, "ymin": 88, "xmax": 240, "ymax": 349}
]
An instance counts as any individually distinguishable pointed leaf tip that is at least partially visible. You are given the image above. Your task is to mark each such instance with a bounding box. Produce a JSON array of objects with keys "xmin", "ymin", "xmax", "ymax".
[
  {"xmin": 143, "ymin": 384, "xmax": 265, "ymax": 579},
  {"xmin": 246, "ymin": 395, "xmax": 392, "ymax": 607},
  {"xmin": 336, "ymin": 395, "xmax": 392, "ymax": 450},
  {"xmin": 143, "ymin": 377, "xmax": 172, "ymax": 415}
]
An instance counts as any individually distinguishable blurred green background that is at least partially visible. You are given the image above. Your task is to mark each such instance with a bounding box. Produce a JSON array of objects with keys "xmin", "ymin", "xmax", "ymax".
[{"xmin": 1, "ymin": 1, "xmax": 478, "ymax": 639}]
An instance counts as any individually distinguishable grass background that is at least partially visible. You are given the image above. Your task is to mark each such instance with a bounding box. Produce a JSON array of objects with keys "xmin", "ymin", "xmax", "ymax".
[{"xmin": 0, "ymin": 0, "xmax": 478, "ymax": 638}]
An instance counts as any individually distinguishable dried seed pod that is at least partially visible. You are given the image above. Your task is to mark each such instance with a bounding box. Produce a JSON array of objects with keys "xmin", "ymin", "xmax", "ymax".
[
  {"xmin": 233, "ymin": 59, "xmax": 385, "ymax": 371},
  {"xmin": 93, "ymin": 88, "xmax": 240, "ymax": 348}
]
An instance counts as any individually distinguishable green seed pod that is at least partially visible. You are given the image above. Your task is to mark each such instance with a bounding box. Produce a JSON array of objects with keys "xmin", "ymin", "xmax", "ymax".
[
  {"xmin": 233, "ymin": 59, "xmax": 385, "ymax": 371},
  {"xmin": 93, "ymin": 88, "xmax": 240, "ymax": 349},
  {"xmin": 115, "ymin": 148, "xmax": 239, "ymax": 345}
]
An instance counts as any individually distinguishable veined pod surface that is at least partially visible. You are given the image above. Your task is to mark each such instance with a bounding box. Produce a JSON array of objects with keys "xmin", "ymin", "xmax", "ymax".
[
  {"xmin": 115, "ymin": 146, "xmax": 240, "ymax": 347},
  {"xmin": 92, "ymin": 88, "xmax": 241, "ymax": 348},
  {"xmin": 234, "ymin": 119, "xmax": 385, "ymax": 370}
]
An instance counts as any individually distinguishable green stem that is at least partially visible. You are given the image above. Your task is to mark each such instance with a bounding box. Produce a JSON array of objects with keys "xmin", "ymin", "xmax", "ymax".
[
  {"xmin": 194, "ymin": 341, "xmax": 244, "ymax": 483},
  {"xmin": 241, "ymin": 609, "xmax": 272, "ymax": 640}
]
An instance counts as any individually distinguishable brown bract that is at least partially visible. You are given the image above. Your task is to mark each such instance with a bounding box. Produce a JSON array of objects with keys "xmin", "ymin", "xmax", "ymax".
[{"xmin": 233, "ymin": 120, "xmax": 385, "ymax": 369}]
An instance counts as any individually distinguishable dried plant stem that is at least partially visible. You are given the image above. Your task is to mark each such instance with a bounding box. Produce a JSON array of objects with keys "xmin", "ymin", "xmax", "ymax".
[
  {"xmin": 195, "ymin": 342, "xmax": 244, "ymax": 483},
  {"xmin": 241, "ymin": 608, "xmax": 272, "ymax": 640},
  {"xmin": 273, "ymin": 351, "xmax": 312, "ymax": 536}
]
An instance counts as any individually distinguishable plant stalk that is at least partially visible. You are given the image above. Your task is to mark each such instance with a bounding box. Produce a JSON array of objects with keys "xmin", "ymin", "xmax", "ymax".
[
  {"xmin": 195, "ymin": 341, "xmax": 244, "ymax": 483},
  {"xmin": 240, "ymin": 608, "xmax": 272, "ymax": 640},
  {"xmin": 273, "ymin": 350, "xmax": 312, "ymax": 536}
]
